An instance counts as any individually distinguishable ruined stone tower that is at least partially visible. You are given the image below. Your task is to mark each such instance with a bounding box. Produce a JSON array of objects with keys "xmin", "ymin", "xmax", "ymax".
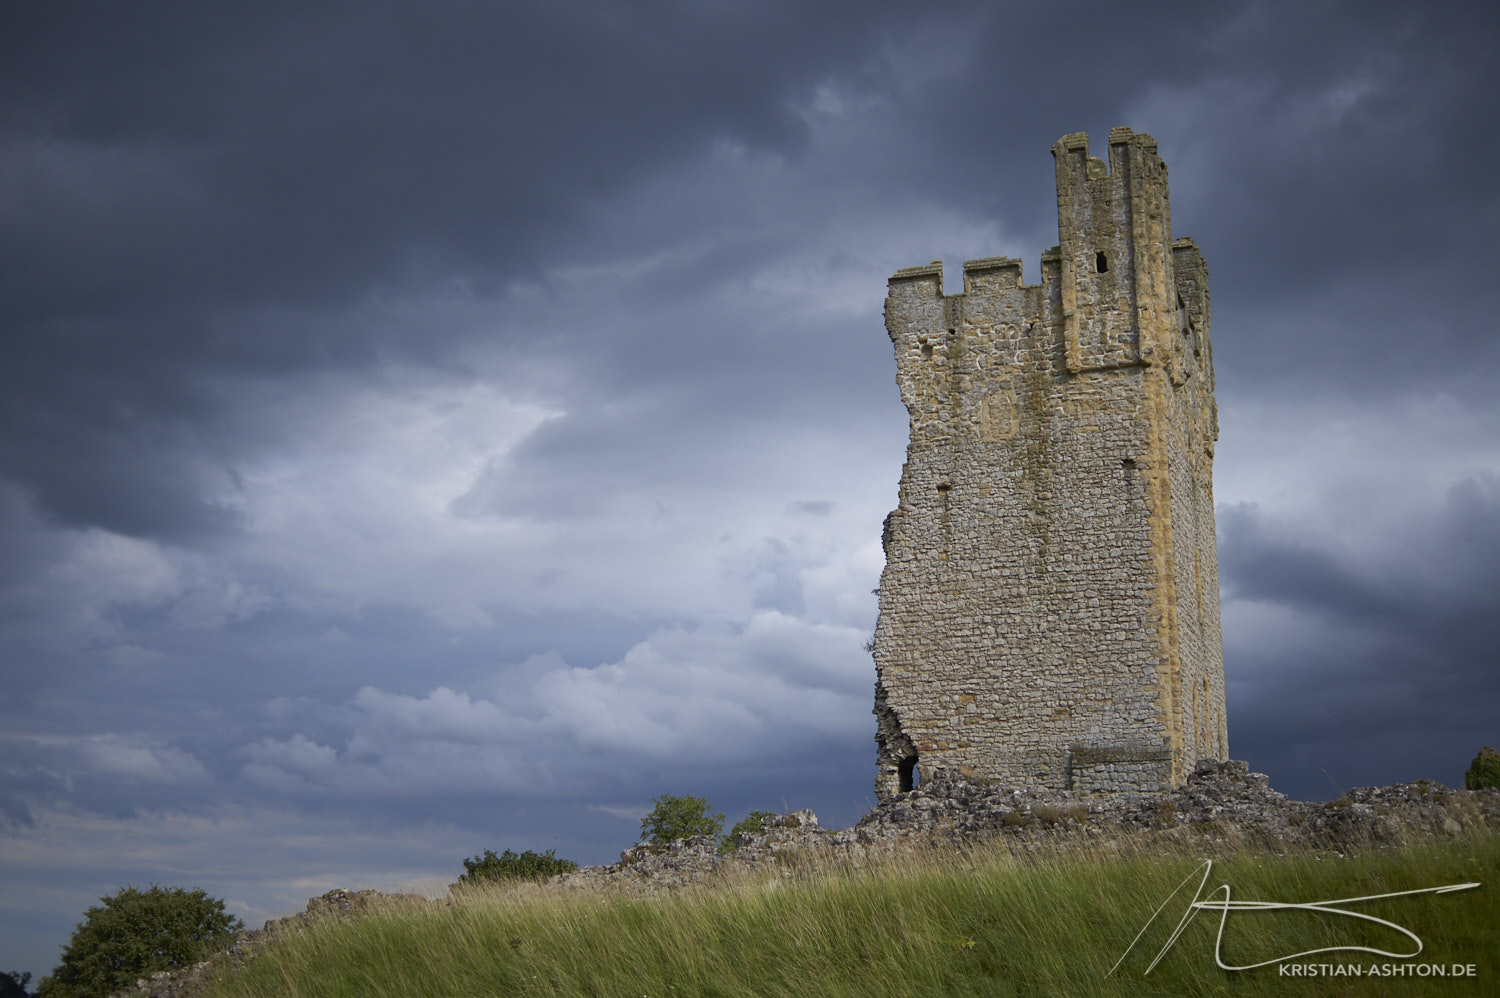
[{"xmin": 873, "ymin": 127, "xmax": 1225, "ymax": 799}]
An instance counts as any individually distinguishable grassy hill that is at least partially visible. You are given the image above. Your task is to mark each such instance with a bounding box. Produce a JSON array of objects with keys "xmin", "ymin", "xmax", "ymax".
[{"xmin": 203, "ymin": 832, "xmax": 1498, "ymax": 998}]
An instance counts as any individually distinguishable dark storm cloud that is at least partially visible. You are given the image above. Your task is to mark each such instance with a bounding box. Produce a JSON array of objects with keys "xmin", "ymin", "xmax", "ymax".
[
  {"xmin": 9, "ymin": 0, "xmax": 1494, "ymax": 540},
  {"xmin": 1219, "ymin": 502, "xmax": 1403, "ymax": 623},
  {"xmin": 1219, "ymin": 476, "xmax": 1500, "ymax": 797},
  {"xmin": 1221, "ymin": 476, "xmax": 1500, "ymax": 636},
  {"xmin": 3, "ymin": 0, "xmax": 857, "ymax": 320},
  {"xmin": 0, "ymin": 0, "xmax": 918, "ymax": 539}
]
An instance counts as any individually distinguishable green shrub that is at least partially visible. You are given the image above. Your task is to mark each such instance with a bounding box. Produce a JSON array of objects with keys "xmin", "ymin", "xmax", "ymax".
[
  {"xmin": 36, "ymin": 885, "xmax": 240, "ymax": 998},
  {"xmin": 1, "ymin": 971, "xmax": 32, "ymax": 998},
  {"xmin": 640, "ymin": 794, "xmax": 723, "ymax": 845},
  {"xmin": 720, "ymin": 810, "xmax": 779, "ymax": 853},
  {"xmin": 1467, "ymin": 746, "xmax": 1500, "ymax": 790},
  {"xmin": 454, "ymin": 849, "xmax": 578, "ymax": 887}
]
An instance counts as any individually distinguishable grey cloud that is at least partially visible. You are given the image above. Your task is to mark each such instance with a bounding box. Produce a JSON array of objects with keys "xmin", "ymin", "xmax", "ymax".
[
  {"xmin": 1218, "ymin": 503, "xmax": 1401, "ymax": 623},
  {"xmin": 0, "ymin": 0, "xmax": 920, "ymax": 540},
  {"xmin": 1219, "ymin": 477, "xmax": 1500, "ymax": 797},
  {"xmin": 236, "ymin": 611, "xmax": 871, "ymax": 807},
  {"xmin": 6, "ymin": 0, "xmax": 1499, "ymax": 546},
  {"xmin": 0, "ymin": 733, "xmax": 215, "ymax": 828},
  {"xmin": 1221, "ymin": 475, "xmax": 1500, "ymax": 625}
]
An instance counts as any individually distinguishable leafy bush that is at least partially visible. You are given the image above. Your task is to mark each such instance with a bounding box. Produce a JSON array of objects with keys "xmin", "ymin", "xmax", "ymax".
[
  {"xmin": 1467, "ymin": 746, "xmax": 1500, "ymax": 790},
  {"xmin": 720, "ymin": 810, "xmax": 778, "ymax": 853},
  {"xmin": 36, "ymin": 885, "xmax": 241, "ymax": 998},
  {"xmin": 640, "ymin": 794, "xmax": 723, "ymax": 845},
  {"xmin": 1, "ymin": 971, "xmax": 33, "ymax": 998},
  {"xmin": 454, "ymin": 849, "xmax": 578, "ymax": 887}
]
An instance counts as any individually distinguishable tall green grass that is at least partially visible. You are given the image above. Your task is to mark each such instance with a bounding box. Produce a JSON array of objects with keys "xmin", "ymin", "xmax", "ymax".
[{"xmin": 208, "ymin": 833, "xmax": 1498, "ymax": 997}]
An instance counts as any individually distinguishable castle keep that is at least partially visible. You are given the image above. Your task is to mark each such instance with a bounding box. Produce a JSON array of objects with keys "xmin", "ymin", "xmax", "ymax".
[{"xmin": 873, "ymin": 128, "xmax": 1225, "ymax": 798}]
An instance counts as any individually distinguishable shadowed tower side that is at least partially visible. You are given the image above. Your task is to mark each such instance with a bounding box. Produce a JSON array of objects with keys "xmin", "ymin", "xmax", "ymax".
[{"xmin": 872, "ymin": 127, "xmax": 1225, "ymax": 799}]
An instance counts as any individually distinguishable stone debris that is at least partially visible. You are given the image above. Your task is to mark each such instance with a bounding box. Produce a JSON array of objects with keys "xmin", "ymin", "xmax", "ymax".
[{"xmin": 553, "ymin": 762, "xmax": 1499, "ymax": 893}]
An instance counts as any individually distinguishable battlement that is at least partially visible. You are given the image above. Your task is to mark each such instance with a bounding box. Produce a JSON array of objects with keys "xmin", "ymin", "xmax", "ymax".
[
  {"xmin": 874, "ymin": 128, "xmax": 1224, "ymax": 800},
  {"xmin": 1053, "ymin": 126, "xmax": 1162, "ymax": 181},
  {"xmin": 887, "ymin": 252, "xmax": 1056, "ymax": 294},
  {"xmin": 890, "ymin": 260, "xmax": 944, "ymax": 284},
  {"xmin": 887, "ymin": 127, "xmax": 1180, "ymax": 374}
]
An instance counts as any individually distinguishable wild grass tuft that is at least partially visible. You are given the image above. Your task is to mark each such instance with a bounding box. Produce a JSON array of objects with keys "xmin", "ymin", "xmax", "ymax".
[{"xmin": 208, "ymin": 832, "xmax": 1499, "ymax": 997}]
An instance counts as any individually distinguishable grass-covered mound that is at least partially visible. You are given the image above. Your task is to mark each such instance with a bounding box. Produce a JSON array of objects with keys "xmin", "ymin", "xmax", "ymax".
[{"xmin": 207, "ymin": 833, "xmax": 1498, "ymax": 998}]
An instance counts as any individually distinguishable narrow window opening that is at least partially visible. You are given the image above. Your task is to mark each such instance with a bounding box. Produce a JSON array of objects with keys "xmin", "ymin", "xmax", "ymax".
[
  {"xmin": 1121, "ymin": 458, "xmax": 1136, "ymax": 482},
  {"xmin": 898, "ymin": 756, "xmax": 919, "ymax": 792},
  {"xmin": 920, "ymin": 342, "xmax": 933, "ymax": 359},
  {"xmin": 1095, "ymin": 251, "xmax": 1109, "ymax": 273},
  {"xmin": 936, "ymin": 482, "xmax": 952, "ymax": 495}
]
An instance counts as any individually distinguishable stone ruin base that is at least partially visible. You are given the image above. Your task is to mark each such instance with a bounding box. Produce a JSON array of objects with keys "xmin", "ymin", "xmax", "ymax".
[{"xmin": 555, "ymin": 760, "xmax": 1500, "ymax": 892}]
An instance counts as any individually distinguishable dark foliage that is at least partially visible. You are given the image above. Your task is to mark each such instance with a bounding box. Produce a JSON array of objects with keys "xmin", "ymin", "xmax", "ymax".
[
  {"xmin": 720, "ymin": 810, "xmax": 779, "ymax": 853},
  {"xmin": 454, "ymin": 849, "xmax": 579, "ymax": 887},
  {"xmin": 35, "ymin": 886, "xmax": 240, "ymax": 998},
  {"xmin": 1, "ymin": 971, "xmax": 32, "ymax": 998},
  {"xmin": 1466, "ymin": 746, "xmax": 1500, "ymax": 790}
]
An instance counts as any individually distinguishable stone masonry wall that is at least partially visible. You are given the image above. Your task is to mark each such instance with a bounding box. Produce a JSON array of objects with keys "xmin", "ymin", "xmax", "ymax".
[{"xmin": 872, "ymin": 128, "xmax": 1225, "ymax": 799}]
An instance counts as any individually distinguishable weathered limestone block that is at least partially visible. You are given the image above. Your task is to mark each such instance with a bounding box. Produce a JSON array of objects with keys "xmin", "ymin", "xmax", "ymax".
[{"xmin": 873, "ymin": 128, "xmax": 1226, "ymax": 798}]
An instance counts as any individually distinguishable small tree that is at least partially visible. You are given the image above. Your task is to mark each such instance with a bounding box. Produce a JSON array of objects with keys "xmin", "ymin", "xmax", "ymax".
[
  {"xmin": 1, "ymin": 971, "xmax": 32, "ymax": 998},
  {"xmin": 36, "ymin": 886, "xmax": 241, "ymax": 998},
  {"xmin": 452, "ymin": 848, "xmax": 578, "ymax": 887},
  {"xmin": 720, "ymin": 810, "xmax": 778, "ymax": 853},
  {"xmin": 640, "ymin": 794, "xmax": 723, "ymax": 845},
  {"xmin": 1466, "ymin": 746, "xmax": 1500, "ymax": 790}
]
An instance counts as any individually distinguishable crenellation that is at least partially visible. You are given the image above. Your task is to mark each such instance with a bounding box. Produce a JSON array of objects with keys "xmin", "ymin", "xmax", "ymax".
[
  {"xmin": 962, "ymin": 256, "xmax": 1026, "ymax": 296},
  {"xmin": 873, "ymin": 128, "xmax": 1226, "ymax": 800},
  {"xmin": 890, "ymin": 260, "xmax": 945, "ymax": 283}
]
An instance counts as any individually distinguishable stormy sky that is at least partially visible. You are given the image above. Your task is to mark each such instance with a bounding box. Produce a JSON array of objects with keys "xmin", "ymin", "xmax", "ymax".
[{"xmin": 3, "ymin": 0, "xmax": 1498, "ymax": 980}]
